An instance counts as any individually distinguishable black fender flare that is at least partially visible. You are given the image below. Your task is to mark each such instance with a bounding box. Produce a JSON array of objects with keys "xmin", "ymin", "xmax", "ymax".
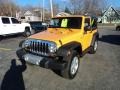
[{"xmin": 57, "ymin": 42, "xmax": 82, "ymax": 59}]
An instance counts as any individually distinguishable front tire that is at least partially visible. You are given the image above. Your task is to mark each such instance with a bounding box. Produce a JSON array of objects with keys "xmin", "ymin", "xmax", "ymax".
[{"xmin": 61, "ymin": 51, "xmax": 80, "ymax": 79}]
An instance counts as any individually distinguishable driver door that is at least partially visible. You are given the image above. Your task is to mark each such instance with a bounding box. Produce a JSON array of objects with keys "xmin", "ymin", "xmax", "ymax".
[
  {"xmin": 11, "ymin": 18, "xmax": 22, "ymax": 33},
  {"xmin": 82, "ymin": 18, "xmax": 93, "ymax": 51}
]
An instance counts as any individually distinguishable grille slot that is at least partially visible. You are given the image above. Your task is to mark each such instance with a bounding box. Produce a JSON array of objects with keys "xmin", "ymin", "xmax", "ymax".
[{"xmin": 27, "ymin": 40, "xmax": 50, "ymax": 56}]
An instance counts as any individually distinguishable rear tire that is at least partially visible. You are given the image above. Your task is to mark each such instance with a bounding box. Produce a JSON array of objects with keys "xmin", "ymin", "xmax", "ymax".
[
  {"xmin": 61, "ymin": 50, "xmax": 80, "ymax": 79},
  {"xmin": 0, "ymin": 36, "xmax": 3, "ymax": 41},
  {"xmin": 116, "ymin": 27, "xmax": 120, "ymax": 31},
  {"xmin": 89, "ymin": 39, "xmax": 98, "ymax": 54},
  {"xmin": 24, "ymin": 27, "xmax": 31, "ymax": 37}
]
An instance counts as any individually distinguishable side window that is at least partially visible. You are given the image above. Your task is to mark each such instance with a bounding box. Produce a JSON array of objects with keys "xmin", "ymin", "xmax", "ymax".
[
  {"xmin": 2, "ymin": 17, "xmax": 10, "ymax": 24},
  {"xmin": 84, "ymin": 18, "xmax": 90, "ymax": 27},
  {"xmin": 91, "ymin": 18, "xmax": 97, "ymax": 30},
  {"xmin": 11, "ymin": 18, "xmax": 19, "ymax": 24},
  {"xmin": 50, "ymin": 19, "xmax": 59, "ymax": 27}
]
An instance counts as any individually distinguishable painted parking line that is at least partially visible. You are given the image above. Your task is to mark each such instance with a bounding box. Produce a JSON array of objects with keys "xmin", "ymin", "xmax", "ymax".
[{"xmin": 0, "ymin": 48, "xmax": 12, "ymax": 51}]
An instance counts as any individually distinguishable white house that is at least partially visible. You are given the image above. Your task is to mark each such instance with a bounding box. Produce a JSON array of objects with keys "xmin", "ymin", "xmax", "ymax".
[
  {"xmin": 101, "ymin": 6, "xmax": 120, "ymax": 23},
  {"xmin": 16, "ymin": 10, "xmax": 41, "ymax": 22},
  {"xmin": 23, "ymin": 11, "xmax": 41, "ymax": 21}
]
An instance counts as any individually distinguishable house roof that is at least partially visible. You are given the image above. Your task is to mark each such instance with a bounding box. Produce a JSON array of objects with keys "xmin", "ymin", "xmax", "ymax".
[
  {"xmin": 116, "ymin": 10, "xmax": 120, "ymax": 15},
  {"xmin": 17, "ymin": 9, "xmax": 41, "ymax": 17},
  {"xmin": 24, "ymin": 10, "xmax": 39, "ymax": 16},
  {"xmin": 103, "ymin": 6, "xmax": 120, "ymax": 16},
  {"xmin": 24, "ymin": 11, "xmax": 33, "ymax": 16}
]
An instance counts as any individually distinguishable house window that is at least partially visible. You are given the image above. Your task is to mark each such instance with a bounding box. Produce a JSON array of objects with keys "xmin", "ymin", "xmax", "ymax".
[
  {"xmin": 21, "ymin": 17, "xmax": 25, "ymax": 19},
  {"xmin": 28, "ymin": 17, "xmax": 30, "ymax": 21}
]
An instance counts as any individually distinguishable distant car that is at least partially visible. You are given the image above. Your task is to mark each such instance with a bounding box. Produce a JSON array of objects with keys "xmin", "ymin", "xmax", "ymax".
[
  {"xmin": 116, "ymin": 25, "xmax": 120, "ymax": 31},
  {"xmin": 0, "ymin": 16, "xmax": 32, "ymax": 38},
  {"xmin": 28, "ymin": 21, "xmax": 47, "ymax": 34}
]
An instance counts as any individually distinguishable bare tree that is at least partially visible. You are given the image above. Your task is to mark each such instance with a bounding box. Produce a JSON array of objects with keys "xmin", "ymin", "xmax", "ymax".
[
  {"xmin": 0, "ymin": 0, "xmax": 19, "ymax": 16},
  {"xmin": 83, "ymin": 0, "xmax": 107, "ymax": 15},
  {"xmin": 64, "ymin": 6, "xmax": 71, "ymax": 14},
  {"xmin": 69, "ymin": 0, "xmax": 83, "ymax": 14},
  {"xmin": 69, "ymin": 0, "xmax": 107, "ymax": 15},
  {"xmin": 53, "ymin": 3, "xmax": 60, "ymax": 16}
]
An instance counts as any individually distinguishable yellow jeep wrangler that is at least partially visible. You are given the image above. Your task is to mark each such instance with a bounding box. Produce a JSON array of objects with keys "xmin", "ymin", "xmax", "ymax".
[{"xmin": 17, "ymin": 15, "xmax": 99, "ymax": 79}]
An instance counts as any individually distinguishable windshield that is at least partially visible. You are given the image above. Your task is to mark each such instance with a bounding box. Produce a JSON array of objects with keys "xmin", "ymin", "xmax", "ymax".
[{"xmin": 49, "ymin": 17, "xmax": 82, "ymax": 29}]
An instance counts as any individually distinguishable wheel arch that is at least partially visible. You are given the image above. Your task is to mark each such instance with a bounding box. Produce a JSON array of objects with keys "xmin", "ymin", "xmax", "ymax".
[
  {"xmin": 90, "ymin": 32, "xmax": 99, "ymax": 46},
  {"xmin": 57, "ymin": 42, "xmax": 82, "ymax": 58},
  {"xmin": 25, "ymin": 26, "xmax": 30, "ymax": 31}
]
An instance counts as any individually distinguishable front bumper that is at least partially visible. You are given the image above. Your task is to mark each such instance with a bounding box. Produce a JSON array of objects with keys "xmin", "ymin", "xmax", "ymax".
[{"xmin": 16, "ymin": 49, "xmax": 66, "ymax": 70}]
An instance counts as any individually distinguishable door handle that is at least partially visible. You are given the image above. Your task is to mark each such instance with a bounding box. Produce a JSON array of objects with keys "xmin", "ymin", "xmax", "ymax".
[
  {"xmin": 88, "ymin": 30, "xmax": 92, "ymax": 33},
  {"xmin": 3, "ymin": 25, "xmax": 7, "ymax": 27},
  {"xmin": 84, "ymin": 31, "xmax": 87, "ymax": 34},
  {"xmin": 90, "ymin": 31, "xmax": 92, "ymax": 33}
]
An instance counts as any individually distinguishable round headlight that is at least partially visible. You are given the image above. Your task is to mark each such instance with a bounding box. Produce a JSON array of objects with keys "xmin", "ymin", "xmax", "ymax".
[
  {"xmin": 48, "ymin": 43, "xmax": 57, "ymax": 53},
  {"xmin": 22, "ymin": 40, "xmax": 30, "ymax": 48}
]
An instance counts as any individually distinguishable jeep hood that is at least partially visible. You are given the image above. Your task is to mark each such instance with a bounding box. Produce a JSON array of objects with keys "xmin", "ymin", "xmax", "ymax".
[{"xmin": 29, "ymin": 28, "xmax": 82, "ymax": 47}]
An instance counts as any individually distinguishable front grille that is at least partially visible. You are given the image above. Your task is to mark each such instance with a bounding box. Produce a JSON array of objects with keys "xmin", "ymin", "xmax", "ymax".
[{"xmin": 26, "ymin": 40, "xmax": 50, "ymax": 56}]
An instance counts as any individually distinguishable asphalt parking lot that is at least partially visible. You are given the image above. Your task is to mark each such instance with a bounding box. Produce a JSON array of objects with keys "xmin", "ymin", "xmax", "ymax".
[{"xmin": 0, "ymin": 26, "xmax": 120, "ymax": 90}]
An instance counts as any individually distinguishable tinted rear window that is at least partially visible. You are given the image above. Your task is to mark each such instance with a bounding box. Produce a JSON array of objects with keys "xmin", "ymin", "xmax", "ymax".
[{"xmin": 2, "ymin": 17, "xmax": 10, "ymax": 24}]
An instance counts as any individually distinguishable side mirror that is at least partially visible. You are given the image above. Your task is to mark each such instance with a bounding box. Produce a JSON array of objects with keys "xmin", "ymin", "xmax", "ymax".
[{"xmin": 84, "ymin": 25, "xmax": 91, "ymax": 31}]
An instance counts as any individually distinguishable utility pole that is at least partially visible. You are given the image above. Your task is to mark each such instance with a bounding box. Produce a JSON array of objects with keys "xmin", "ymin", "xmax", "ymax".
[
  {"xmin": 40, "ymin": 0, "xmax": 42, "ymax": 21},
  {"xmin": 42, "ymin": 0, "xmax": 45, "ymax": 21},
  {"xmin": 50, "ymin": 0, "xmax": 53, "ymax": 17},
  {"xmin": 10, "ymin": 2, "xmax": 12, "ymax": 17},
  {"xmin": 41, "ymin": 10, "xmax": 42, "ymax": 21}
]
